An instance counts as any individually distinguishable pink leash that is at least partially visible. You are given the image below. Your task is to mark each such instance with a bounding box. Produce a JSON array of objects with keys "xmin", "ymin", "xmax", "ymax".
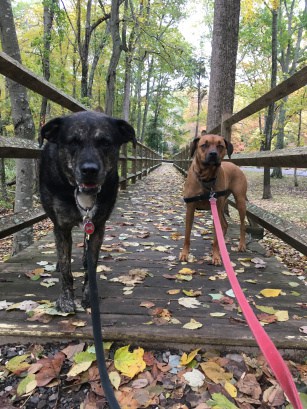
[{"xmin": 209, "ymin": 197, "xmax": 302, "ymax": 409}]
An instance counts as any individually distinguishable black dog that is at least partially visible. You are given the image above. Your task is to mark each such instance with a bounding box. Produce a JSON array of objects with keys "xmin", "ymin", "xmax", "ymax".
[{"xmin": 39, "ymin": 111, "xmax": 136, "ymax": 312}]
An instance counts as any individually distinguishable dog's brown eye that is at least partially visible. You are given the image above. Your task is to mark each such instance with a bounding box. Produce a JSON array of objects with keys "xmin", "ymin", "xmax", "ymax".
[{"xmin": 217, "ymin": 144, "xmax": 224, "ymax": 151}]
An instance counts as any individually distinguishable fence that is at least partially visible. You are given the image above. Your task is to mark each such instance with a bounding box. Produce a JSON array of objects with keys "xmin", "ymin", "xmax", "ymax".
[{"xmin": 0, "ymin": 51, "xmax": 162, "ymax": 240}]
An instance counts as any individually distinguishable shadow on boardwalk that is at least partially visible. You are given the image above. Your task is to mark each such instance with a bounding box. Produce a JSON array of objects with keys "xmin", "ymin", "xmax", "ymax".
[{"xmin": 0, "ymin": 164, "xmax": 306, "ymax": 355}]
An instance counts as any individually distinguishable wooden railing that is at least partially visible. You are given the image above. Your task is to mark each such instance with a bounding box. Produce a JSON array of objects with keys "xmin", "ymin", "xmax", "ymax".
[
  {"xmin": 173, "ymin": 66, "xmax": 307, "ymax": 256},
  {"xmin": 0, "ymin": 51, "xmax": 162, "ymax": 240}
]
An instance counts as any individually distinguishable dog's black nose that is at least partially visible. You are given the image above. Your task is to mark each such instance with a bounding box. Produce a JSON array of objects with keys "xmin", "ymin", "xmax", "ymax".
[
  {"xmin": 80, "ymin": 162, "xmax": 99, "ymax": 176},
  {"xmin": 208, "ymin": 151, "xmax": 218, "ymax": 157}
]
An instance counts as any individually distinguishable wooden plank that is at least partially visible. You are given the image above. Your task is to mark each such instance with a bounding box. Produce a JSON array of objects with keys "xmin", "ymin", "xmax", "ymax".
[
  {"xmin": 0, "ymin": 136, "xmax": 41, "ymax": 159},
  {"xmin": 0, "ymin": 208, "xmax": 47, "ymax": 239},
  {"xmin": 0, "ymin": 51, "xmax": 87, "ymax": 112},
  {"xmin": 228, "ymin": 146, "xmax": 307, "ymax": 168},
  {"xmin": 209, "ymin": 66, "xmax": 307, "ymax": 134},
  {"xmin": 0, "ymin": 164, "xmax": 306, "ymax": 353}
]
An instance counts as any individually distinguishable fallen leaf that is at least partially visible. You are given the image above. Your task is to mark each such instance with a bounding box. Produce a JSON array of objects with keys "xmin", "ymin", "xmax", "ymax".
[
  {"xmin": 178, "ymin": 297, "xmax": 201, "ymax": 308},
  {"xmin": 114, "ymin": 345, "xmax": 146, "ymax": 378},
  {"xmin": 180, "ymin": 348, "xmax": 200, "ymax": 366},
  {"xmin": 183, "ymin": 369, "xmax": 205, "ymax": 389},
  {"xmin": 260, "ymin": 289, "xmax": 282, "ymax": 297},
  {"xmin": 182, "ymin": 319, "xmax": 203, "ymax": 330}
]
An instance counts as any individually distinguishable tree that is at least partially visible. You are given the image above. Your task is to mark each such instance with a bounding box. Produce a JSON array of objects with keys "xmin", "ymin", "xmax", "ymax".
[
  {"xmin": 206, "ymin": 0, "xmax": 241, "ymax": 135},
  {"xmin": 0, "ymin": 0, "xmax": 36, "ymax": 254},
  {"xmin": 271, "ymin": 0, "xmax": 307, "ymax": 179},
  {"xmin": 262, "ymin": 5, "xmax": 278, "ymax": 199}
]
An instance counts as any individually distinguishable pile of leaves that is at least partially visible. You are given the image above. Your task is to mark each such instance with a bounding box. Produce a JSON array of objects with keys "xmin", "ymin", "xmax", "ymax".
[{"xmin": 1, "ymin": 340, "xmax": 306, "ymax": 408}]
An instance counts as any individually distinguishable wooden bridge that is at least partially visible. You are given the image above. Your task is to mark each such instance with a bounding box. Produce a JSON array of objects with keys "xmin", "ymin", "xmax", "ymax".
[
  {"xmin": 0, "ymin": 162, "xmax": 306, "ymax": 355},
  {"xmin": 0, "ymin": 51, "xmax": 307, "ymax": 356}
]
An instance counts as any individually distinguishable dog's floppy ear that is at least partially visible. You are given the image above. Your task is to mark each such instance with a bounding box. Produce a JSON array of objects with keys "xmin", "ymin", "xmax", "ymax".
[
  {"xmin": 115, "ymin": 119, "xmax": 137, "ymax": 148},
  {"xmin": 190, "ymin": 137, "xmax": 199, "ymax": 158},
  {"xmin": 224, "ymin": 139, "xmax": 234, "ymax": 158},
  {"xmin": 39, "ymin": 117, "xmax": 63, "ymax": 147}
]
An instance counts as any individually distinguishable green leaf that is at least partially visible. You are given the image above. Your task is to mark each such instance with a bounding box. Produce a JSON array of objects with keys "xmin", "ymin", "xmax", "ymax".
[
  {"xmin": 73, "ymin": 351, "xmax": 96, "ymax": 364},
  {"xmin": 208, "ymin": 393, "xmax": 239, "ymax": 409},
  {"xmin": 17, "ymin": 374, "xmax": 37, "ymax": 396}
]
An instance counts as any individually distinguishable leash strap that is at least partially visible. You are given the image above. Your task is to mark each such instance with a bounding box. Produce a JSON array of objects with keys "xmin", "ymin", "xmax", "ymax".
[
  {"xmin": 184, "ymin": 189, "xmax": 229, "ymax": 203},
  {"xmin": 87, "ymin": 238, "xmax": 120, "ymax": 409},
  {"xmin": 209, "ymin": 197, "xmax": 303, "ymax": 409}
]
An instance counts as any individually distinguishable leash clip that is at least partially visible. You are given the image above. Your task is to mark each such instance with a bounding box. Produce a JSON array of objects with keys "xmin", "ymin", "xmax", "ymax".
[{"xmin": 209, "ymin": 190, "xmax": 217, "ymax": 202}]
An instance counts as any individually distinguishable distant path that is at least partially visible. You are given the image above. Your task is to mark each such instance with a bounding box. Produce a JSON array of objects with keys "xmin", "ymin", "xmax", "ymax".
[{"xmin": 241, "ymin": 166, "xmax": 307, "ymax": 176}]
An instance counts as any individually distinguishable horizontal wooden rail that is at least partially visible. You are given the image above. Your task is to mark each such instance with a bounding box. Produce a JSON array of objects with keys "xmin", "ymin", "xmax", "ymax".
[
  {"xmin": 0, "ymin": 208, "xmax": 47, "ymax": 240},
  {"xmin": 0, "ymin": 52, "xmax": 87, "ymax": 112},
  {"xmin": 228, "ymin": 198, "xmax": 307, "ymax": 256},
  {"xmin": 227, "ymin": 146, "xmax": 307, "ymax": 168},
  {"xmin": 209, "ymin": 66, "xmax": 307, "ymax": 134}
]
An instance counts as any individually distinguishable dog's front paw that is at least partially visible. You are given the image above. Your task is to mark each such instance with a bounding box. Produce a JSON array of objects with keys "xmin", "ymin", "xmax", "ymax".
[
  {"xmin": 81, "ymin": 292, "xmax": 90, "ymax": 309},
  {"xmin": 179, "ymin": 246, "xmax": 190, "ymax": 261},
  {"xmin": 56, "ymin": 295, "xmax": 76, "ymax": 313},
  {"xmin": 238, "ymin": 243, "xmax": 246, "ymax": 252},
  {"xmin": 212, "ymin": 254, "xmax": 222, "ymax": 266}
]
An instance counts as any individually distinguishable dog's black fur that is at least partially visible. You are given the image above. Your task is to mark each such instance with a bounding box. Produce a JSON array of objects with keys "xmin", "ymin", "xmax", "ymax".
[{"xmin": 39, "ymin": 111, "xmax": 136, "ymax": 312}]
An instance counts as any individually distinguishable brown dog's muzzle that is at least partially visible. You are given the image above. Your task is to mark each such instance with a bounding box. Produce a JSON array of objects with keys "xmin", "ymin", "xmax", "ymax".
[{"xmin": 204, "ymin": 149, "xmax": 221, "ymax": 166}]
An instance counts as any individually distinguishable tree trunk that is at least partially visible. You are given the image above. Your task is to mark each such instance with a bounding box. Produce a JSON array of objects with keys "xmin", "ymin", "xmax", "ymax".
[
  {"xmin": 262, "ymin": 7, "xmax": 278, "ymax": 199},
  {"xmin": 105, "ymin": 0, "xmax": 122, "ymax": 116},
  {"xmin": 141, "ymin": 56, "xmax": 154, "ymax": 142},
  {"xmin": 40, "ymin": 0, "xmax": 56, "ymax": 128},
  {"xmin": 206, "ymin": 0, "xmax": 240, "ymax": 133},
  {"xmin": 0, "ymin": 0, "xmax": 35, "ymax": 254}
]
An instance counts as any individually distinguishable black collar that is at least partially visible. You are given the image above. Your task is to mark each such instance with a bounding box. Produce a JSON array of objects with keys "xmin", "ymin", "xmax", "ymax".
[{"xmin": 184, "ymin": 189, "xmax": 230, "ymax": 203}]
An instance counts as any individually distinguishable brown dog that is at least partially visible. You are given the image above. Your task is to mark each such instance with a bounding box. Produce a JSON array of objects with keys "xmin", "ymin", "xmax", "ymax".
[{"xmin": 179, "ymin": 134, "xmax": 247, "ymax": 265}]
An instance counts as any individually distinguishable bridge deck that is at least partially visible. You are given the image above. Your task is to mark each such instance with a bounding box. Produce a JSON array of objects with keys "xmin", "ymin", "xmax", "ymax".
[{"xmin": 0, "ymin": 164, "xmax": 306, "ymax": 354}]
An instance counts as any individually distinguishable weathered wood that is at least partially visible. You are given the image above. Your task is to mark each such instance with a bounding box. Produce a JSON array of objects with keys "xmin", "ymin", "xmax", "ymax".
[
  {"xmin": 229, "ymin": 197, "xmax": 307, "ymax": 255},
  {"xmin": 0, "ymin": 51, "xmax": 87, "ymax": 112},
  {"xmin": 0, "ymin": 136, "xmax": 41, "ymax": 159},
  {"xmin": 209, "ymin": 66, "xmax": 307, "ymax": 134},
  {"xmin": 228, "ymin": 146, "xmax": 307, "ymax": 168},
  {"xmin": 0, "ymin": 208, "xmax": 47, "ymax": 239},
  {"xmin": 0, "ymin": 164, "xmax": 306, "ymax": 353}
]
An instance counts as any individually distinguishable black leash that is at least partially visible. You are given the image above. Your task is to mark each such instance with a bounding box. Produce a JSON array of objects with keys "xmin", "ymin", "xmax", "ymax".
[
  {"xmin": 184, "ymin": 189, "xmax": 230, "ymax": 203},
  {"xmin": 86, "ymin": 237, "xmax": 121, "ymax": 409}
]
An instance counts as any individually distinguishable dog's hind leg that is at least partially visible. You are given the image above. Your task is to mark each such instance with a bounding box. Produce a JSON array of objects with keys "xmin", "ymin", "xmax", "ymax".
[
  {"xmin": 54, "ymin": 226, "xmax": 75, "ymax": 312},
  {"xmin": 236, "ymin": 197, "xmax": 247, "ymax": 252}
]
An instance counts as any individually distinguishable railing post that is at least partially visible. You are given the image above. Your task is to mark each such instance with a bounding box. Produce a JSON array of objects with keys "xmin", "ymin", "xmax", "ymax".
[
  {"xmin": 120, "ymin": 144, "xmax": 128, "ymax": 190},
  {"xmin": 221, "ymin": 113, "xmax": 232, "ymax": 142},
  {"xmin": 131, "ymin": 144, "xmax": 137, "ymax": 184}
]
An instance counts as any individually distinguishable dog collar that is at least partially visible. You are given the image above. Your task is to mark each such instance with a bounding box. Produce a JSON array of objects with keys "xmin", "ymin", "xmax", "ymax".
[
  {"xmin": 184, "ymin": 189, "xmax": 230, "ymax": 203},
  {"xmin": 74, "ymin": 188, "xmax": 97, "ymax": 236}
]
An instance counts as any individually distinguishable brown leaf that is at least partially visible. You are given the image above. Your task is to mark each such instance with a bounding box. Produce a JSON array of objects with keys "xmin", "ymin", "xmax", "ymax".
[
  {"xmin": 236, "ymin": 373, "xmax": 262, "ymax": 399},
  {"xmin": 35, "ymin": 352, "xmax": 65, "ymax": 386}
]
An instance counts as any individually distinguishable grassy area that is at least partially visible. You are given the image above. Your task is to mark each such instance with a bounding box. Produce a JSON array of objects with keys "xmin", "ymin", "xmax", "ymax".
[{"xmin": 243, "ymin": 169, "xmax": 307, "ymax": 228}]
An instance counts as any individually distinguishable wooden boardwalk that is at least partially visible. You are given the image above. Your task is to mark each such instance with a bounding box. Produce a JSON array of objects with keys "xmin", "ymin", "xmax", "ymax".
[{"xmin": 0, "ymin": 164, "xmax": 306, "ymax": 355}]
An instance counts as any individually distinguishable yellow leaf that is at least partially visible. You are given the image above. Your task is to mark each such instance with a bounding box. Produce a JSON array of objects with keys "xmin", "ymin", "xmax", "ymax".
[
  {"xmin": 224, "ymin": 381, "xmax": 237, "ymax": 398},
  {"xmin": 114, "ymin": 345, "xmax": 146, "ymax": 378},
  {"xmin": 167, "ymin": 289, "xmax": 180, "ymax": 295},
  {"xmin": 275, "ymin": 310, "xmax": 289, "ymax": 322},
  {"xmin": 180, "ymin": 348, "xmax": 200, "ymax": 366},
  {"xmin": 255, "ymin": 305, "xmax": 277, "ymax": 314},
  {"xmin": 260, "ymin": 289, "xmax": 282, "ymax": 297},
  {"xmin": 67, "ymin": 361, "xmax": 92, "ymax": 377},
  {"xmin": 178, "ymin": 268, "xmax": 195, "ymax": 275},
  {"xmin": 182, "ymin": 289, "xmax": 202, "ymax": 297},
  {"xmin": 200, "ymin": 361, "xmax": 233, "ymax": 384},
  {"xmin": 109, "ymin": 371, "xmax": 121, "ymax": 390}
]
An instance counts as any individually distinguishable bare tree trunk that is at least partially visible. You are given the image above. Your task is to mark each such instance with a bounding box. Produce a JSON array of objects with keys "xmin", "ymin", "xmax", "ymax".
[
  {"xmin": 40, "ymin": 0, "xmax": 56, "ymax": 128},
  {"xmin": 0, "ymin": 0, "xmax": 35, "ymax": 254},
  {"xmin": 141, "ymin": 56, "xmax": 154, "ymax": 142},
  {"xmin": 262, "ymin": 8, "xmax": 278, "ymax": 199},
  {"xmin": 105, "ymin": 0, "xmax": 122, "ymax": 116},
  {"xmin": 206, "ymin": 0, "xmax": 240, "ymax": 133}
]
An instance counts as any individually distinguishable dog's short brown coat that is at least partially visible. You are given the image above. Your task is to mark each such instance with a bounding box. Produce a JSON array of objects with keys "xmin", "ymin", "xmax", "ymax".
[{"xmin": 179, "ymin": 134, "xmax": 247, "ymax": 265}]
